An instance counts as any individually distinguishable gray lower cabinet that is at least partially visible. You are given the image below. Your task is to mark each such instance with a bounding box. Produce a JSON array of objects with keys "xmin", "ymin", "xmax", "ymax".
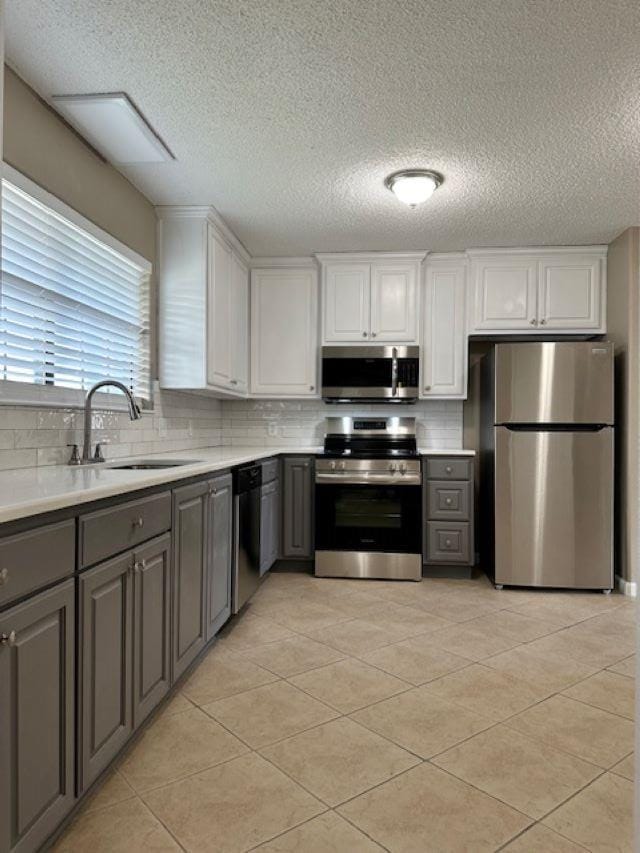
[
  {"xmin": 172, "ymin": 481, "xmax": 208, "ymax": 680},
  {"xmin": 206, "ymin": 473, "xmax": 233, "ymax": 640},
  {"xmin": 282, "ymin": 456, "xmax": 314, "ymax": 558},
  {"xmin": 423, "ymin": 456, "xmax": 475, "ymax": 571},
  {"xmin": 260, "ymin": 479, "xmax": 280, "ymax": 575},
  {"xmin": 78, "ymin": 552, "xmax": 133, "ymax": 793},
  {"xmin": 0, "ymin": 580, "xmax": 75, "ymax": 853},
  {"xmin": 132, "ymin": 533, "xmax": 172, "ymax": 728}
]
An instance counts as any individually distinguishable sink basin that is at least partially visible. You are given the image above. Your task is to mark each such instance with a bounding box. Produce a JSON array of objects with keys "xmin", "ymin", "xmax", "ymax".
[{"xmin": 107, "ymin": 459, "xmax": 199, "ymax": 470}]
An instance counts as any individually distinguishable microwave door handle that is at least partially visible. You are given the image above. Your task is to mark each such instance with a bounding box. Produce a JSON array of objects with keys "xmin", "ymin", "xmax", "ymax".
[{"xmin": 391, "ymin": 347, "xmax": 398, "ymax": 397}]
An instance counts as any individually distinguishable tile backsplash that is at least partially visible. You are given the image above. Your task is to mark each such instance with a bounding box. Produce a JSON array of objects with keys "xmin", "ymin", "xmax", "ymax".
[
  {"xmin": 0, "ymin": 391, "xmax": 463, "ymax": 471},
  {"xmin": 220, "ymin": 399, "xmax": 463, "ymax": 449},
  {"xmin": 0, "ymin": 387, "xmax": 223, "ymax": 470}
]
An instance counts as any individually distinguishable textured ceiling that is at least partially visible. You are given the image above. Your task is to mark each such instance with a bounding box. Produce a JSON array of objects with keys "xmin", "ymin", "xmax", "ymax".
[{"xmin": 5, "ymin": 0, "xmax": 640, "ymax": 255}]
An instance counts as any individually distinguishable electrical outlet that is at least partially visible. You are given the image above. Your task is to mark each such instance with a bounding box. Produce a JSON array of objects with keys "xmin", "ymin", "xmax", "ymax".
[{"xmin": 267, "ymin": 421, "xmax": 278, "ymax": 437}]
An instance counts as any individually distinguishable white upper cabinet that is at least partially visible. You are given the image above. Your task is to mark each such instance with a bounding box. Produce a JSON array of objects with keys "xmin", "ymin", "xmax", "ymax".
[
  {"xmin": 469, "ymin": 247, "xmax": 606, "ymax": 333},
  {"xmin": 230, "ymin": 253, "xmax": 249, "ymax": 392},
  {"xmin": 422, "ymin": 257, "xmax": 467, "ymax": 398},
  {"xmin": 250, "ymin": 266, "xmax": 318, "ymax": 397},
  {"xmin": 323, "ymin": 264, "xmax": 370, "ymax": 341},
  {"xmin": 471, "ymin": 255, "xmax": 538, "ymax": 330},
  {"xmin": 158, "ymin": 208, "xmax": 250, "ymax": 397},
  {"xmin": 207, "ymin": 232, "xmax": 232, "ymax": 387},
  {"xmin": 370, "ymin": 263, "xmax": 418, "ymax": 341},
  {"xmin": 539, "ymin": 254, "xmax": 603, "ymax": 329},
  {"xmin": 318, "ymin": 253, "xmax": 424, "ymax": 344}
]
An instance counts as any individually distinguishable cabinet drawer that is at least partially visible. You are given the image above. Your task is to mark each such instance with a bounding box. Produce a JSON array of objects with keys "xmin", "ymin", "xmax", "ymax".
[
  {"xmin": 262, "ymin": 458, "xmax": 279, "ymax": 485},
  {"xmin": 426, "ymin": 521, "xmax": 471, "ymax": 564},
  {"xmin": 425, "ymin": 457, "xmax": 471, "ymax": 480},
  {"xmin": 427, "ymin": 481, "xmax": 470, "ymax": 521},
  {"xmin": 0, "ymin": 519, "xmax": 75, "ymax": 609},
  {"xmin": 80, "ymin": 491, "xmax": 171, "ymax": 568}
]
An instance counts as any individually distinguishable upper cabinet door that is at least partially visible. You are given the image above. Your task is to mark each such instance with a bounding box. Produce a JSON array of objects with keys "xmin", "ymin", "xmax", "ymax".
[
  {"xmin": 423, "ymin": 262, "xmax": 467, "ymax": 397},
  {"xmin": 323, "ymin": 263, "xmax": 371, "ymax": 342},
  {"xmin": 471, "ymin": 257, "xmax": 538, "ymax": 330},
  {"xmin": 251, "ymin": 268, "xmax": 318, "ymax": 397},
  {"xmin": 207, "ymin": 230, "xmax": 233, "ymax": 388},
  {"xmin": 539, "ymin": 255, "xmax": 603, "ymax": 330},
  {"xmin": 370, "ymin": 263, "xmax": 418, "ymax": 342},
  {"xmin": 230, "ymin": 253, "xmax": 249, "ymax": 392}
]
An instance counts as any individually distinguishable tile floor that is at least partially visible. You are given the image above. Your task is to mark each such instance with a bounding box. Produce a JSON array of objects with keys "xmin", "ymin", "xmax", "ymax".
[{"xmin": 54, "ymin": 572, "xmax": 636, "ymax": 853}]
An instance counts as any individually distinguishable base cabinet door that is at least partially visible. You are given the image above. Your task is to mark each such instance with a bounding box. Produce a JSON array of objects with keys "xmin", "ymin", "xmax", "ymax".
[
  {"xmin": 78, "ymin": 553, "xmax": 133, "ymax": 793},
  {"xmin": 132, "ymin": 534, "xmax": 172, "ymax": 728},
  {"xmin": 282, "ymin": 457, "xmax": 314, "ymax": 558},
  {"xmin": 260, "ymin": 479, "xmax": 280, "ymax": 575},
  {"xmin": 0, "ymin": 581, "xmax": 75, "ymax": 853},
  {"xmin": 206, "ymin": 473, "xmax": 233, "ymax": 640},
  {"xmin": 172, "ymin": 482, "xmax": 208, "ymax": 680}
]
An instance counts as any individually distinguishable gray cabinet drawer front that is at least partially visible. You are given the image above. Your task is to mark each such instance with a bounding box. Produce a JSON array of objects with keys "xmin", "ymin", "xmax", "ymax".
[
  {"xmin": 80, "ymin": 492, "xmax": 171, "ymax": 568},
  {"xmin": 0, "ymin": 520, "xmax": 75, "ymax": 609},
  {"xmin": 427, "ymin": 521, "xmax": 471, "ymax": 563},
  {"xmin": 262, "ymin": 459, "xmax": 279, "ymax": 484},
  {"xmin": 425, "ymin": 458, "xmax": 471, "ymax": 480},
  {"xmin": 427, "ymin": 481, "xmax": 471, "ymax": 520}
]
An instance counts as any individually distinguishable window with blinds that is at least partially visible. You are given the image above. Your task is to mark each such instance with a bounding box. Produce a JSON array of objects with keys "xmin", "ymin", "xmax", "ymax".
[{"xmin": 0, "ymin": 178, "xmax": 151, "ymax": 402}]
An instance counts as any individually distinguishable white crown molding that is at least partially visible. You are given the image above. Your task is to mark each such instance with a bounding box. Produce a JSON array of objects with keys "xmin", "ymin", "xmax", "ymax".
[
  {"xmin": 156, "ymin": 204, "xmax": 251, "ymax": 265},
  {"xmin": 427, "ymin": 252, "xmax": 468, "ymax": 263},
  {"xmin": 466, "ymin": 245, "xmax": 608, "ymax": 258},
  {"xmin": 315, "ymin": 251, "xmax": 428, "ymax": 264},
  {"xmin": 250, "ymin": 256, "xmax": 318, "ymax": 269}
]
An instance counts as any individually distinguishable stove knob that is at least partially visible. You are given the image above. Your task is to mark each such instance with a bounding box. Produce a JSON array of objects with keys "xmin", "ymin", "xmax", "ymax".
[
  {"xmin": 338, "ymin": 461, "xmax": 346, "ymax": 471},
  {"xmin": 389, "ymin": 463, "xmax": 397, "ymax": 474},
  {"xmin": 399, "ymin": 463, "xmax": 407, "ymax": 475},
  {"xmin": 329, "ymin": 461, "xmax": 336, "ymax": 471}
]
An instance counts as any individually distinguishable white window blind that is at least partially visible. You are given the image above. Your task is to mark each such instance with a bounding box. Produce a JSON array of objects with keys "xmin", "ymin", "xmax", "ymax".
[{"xmin": 0, "ymin": 178, "xmax": 151, "ymax": 401}]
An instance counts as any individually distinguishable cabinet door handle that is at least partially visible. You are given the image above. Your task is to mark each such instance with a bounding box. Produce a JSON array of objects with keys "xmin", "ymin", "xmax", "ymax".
[
  {"xmin": 444, "ymin": 539, "xmax": 452, "ymax": 548},
  {"xmin": 0, "ymin": 630, "xmax": 16, "ymax": 647},
  {"xmin": 530, "ymin": 318, "xmax": 537, "ymax": 325},
  {"xmin": 444, "ymin": 497, "xmax": 453, "ymax": 506},
  {"xmin": 371, "ymin": 331, "xmax": 377, "ymax": 338},
  {"xmin": 230, "ymin": 379, "xmax": 238, "ymax": 385},
  {"xmin": 133, "ymin": 516, "xmax": 144, "ymax": 528},
  {"xmin": 0, "ymin": 568, "xmax": 8, "ymax": 586},
  {"xmin": 309, "ymin": 385, "xmax": 314, "ymax": 391},
  {"xmin": 424, "ymin": 385, "xmax": 431, "ymax": 392},
  {"xmin": 362, "ymin": 331, "xmax": 367, "ymax": 338},
  {"xmin": 540, "ymin": 318, "xmax": 547, "ymax": 325},
  {"xmin": 445, "ymin": 465, "xmax": 453, "ymax": 474}
]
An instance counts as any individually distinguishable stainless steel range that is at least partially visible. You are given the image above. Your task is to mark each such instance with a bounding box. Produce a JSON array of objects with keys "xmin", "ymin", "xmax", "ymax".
[{"xmin": 314, "ymin": 417, "xmax": 422, "ymax": 581}]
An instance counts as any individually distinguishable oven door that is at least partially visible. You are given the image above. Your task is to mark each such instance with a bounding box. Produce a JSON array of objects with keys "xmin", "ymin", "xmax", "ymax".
[{"xmin": 315, "ymin": 481, "xmax": 422, "ymax": 554}]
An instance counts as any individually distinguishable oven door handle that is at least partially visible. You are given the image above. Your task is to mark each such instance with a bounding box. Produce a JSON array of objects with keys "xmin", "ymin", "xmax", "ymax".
[
  {"xmin": 315, "ymin": 473, "xmax": 421, "ymax": 486},
  {"xmin": 391, "ymin": 347, "xmax": 398, "ymax": 397}
]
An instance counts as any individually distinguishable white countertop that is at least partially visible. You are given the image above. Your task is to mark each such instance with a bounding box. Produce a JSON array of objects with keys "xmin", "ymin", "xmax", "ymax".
[{"xmin": 0, "ymin": 445, "xmax": 475, "ymax": 525}]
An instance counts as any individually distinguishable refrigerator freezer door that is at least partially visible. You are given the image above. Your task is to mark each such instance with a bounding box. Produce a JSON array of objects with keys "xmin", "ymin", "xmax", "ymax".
[
  {"xmin": 494, "ymin": 342, "xmax": 614, "ymax": 425},
  {"xmin": 494, "ymin": 426, "xmax": 613, "ymax": 589}
]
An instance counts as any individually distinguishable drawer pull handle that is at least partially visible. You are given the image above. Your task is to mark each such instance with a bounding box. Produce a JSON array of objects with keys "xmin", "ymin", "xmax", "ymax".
[
  {"xmin": 133, "ymin": 516, "xmax": 144, "ymax": 528},
  {"xmin": 0, "ymin": 630, "xmax": 16, "ymax": 647},
  {"xmin": 444, "ymin": 498, "xmax": 453, "ymax": 506},
  {"xmin": 444, "ymin": 539, "xmax": 452, "ymax": 548},
  {"xmin": 133, "ymin": 559, "xmax": 147, "ymax": 574},
  {"xmin": 0, "ymin": 568, "xmax": 8, "ymax": 586},
  {"xmin": 445, "ymin": 466, "xmax": 453, "ymax": 474}
]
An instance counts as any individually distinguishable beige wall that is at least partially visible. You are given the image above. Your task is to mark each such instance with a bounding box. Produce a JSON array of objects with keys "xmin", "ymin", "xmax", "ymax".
[
  {"xmin": 607, "ymin": 227, "xmax": 640, "ymax": 584},
  {"xmin": 3, "ymin": 66, "xmax": 155, "ymax": 262}
]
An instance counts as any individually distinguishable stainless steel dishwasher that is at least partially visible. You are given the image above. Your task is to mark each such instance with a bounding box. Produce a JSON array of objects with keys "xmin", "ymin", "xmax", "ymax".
[{"xmin": 233, "ymin": 463, "xmax": 263, "ymax": 613}]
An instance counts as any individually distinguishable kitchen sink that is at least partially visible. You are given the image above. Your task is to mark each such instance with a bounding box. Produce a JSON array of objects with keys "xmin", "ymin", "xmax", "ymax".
[{"xmin": 107, "ymin": 459, "xmax": 199, "ymax": 470}]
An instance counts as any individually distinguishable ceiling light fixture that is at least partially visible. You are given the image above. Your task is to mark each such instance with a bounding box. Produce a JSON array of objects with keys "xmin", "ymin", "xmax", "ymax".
[
  {"xmin": 51, "ymin": 92, "xmax": 175, "ymax": 164},
  {"xmin": 384, "ymin": 169, "xmax": 443, "ymax": 207}
]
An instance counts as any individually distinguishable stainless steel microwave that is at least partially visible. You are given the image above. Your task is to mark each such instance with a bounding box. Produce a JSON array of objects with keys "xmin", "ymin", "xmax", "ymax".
[{"xmin": 321, "ymin": 345, "xmax": 420, "ymax": 403}]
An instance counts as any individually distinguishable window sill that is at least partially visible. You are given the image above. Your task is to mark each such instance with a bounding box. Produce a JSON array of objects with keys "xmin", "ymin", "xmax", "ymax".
[{"xmin": 0, "ymin": 380, "xmax": 153, "ymax": 413}]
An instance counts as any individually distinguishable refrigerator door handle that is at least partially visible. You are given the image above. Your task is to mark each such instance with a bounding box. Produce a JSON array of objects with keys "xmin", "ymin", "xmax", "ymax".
[{"xmin": 501, "ymin": 424, "xmax": 610, "ymax": 432}]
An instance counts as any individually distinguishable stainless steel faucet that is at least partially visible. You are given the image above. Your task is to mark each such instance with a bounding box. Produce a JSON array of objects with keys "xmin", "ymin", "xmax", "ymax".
[{"xmin": 75, "ymin": 380, "xmax": 142, "ymax": 464}]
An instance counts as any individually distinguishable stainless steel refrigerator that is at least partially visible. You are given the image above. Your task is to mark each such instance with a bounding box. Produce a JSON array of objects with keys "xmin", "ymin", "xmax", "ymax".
[{"xmin": 480, "ymin": 341, "xmax": 614, "ymax": 590}]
